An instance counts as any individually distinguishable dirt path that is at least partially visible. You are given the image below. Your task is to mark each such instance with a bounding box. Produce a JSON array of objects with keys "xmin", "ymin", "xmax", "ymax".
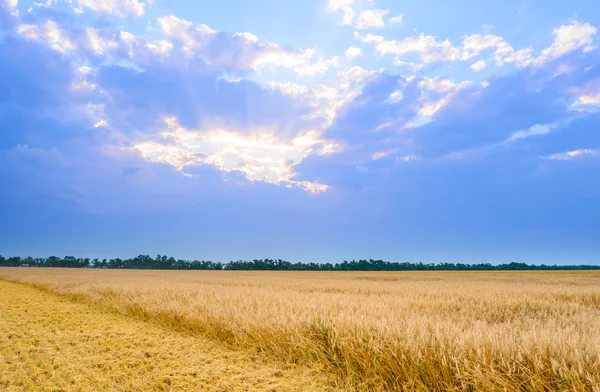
[{"xmin": 0, "ymin": 279, "xmax": 334, "ymax": 391}]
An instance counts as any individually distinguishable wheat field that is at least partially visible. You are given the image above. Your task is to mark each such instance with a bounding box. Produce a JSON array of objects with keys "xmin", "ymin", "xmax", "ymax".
[{"xmin": 1, "ymin": 269, "xmax": 599, "ymax": 391}]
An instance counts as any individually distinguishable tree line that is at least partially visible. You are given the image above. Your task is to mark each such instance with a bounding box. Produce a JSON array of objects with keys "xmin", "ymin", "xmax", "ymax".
[{"xmin": 0, "ymin": 255, "xmax": 598, "ymax": 271}]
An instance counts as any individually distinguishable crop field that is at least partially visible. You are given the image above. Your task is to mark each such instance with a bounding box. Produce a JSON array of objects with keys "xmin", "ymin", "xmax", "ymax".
[{"xmin": 1, "ymin": 269, "xmax": 599, "ymax": 391}]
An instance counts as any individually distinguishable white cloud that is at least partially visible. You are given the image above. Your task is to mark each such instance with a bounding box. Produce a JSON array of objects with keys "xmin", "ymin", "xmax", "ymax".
[
  {"xmin": 340, "ymin": 8, "xmax": 356, "ymax": 25},
  {"xmin": 461, "ymin": 33, "xmax": 513, "ymax": 60},
  {"xmin": 268, "ymin": 82, "xmax": 338, "ymax": 101},
  {"xmin": 85, "ymin": 28, "xmax": 119, "ymax": 55},
  {"xmin": 389, "ymin": 14, "xmax": 403, "ymax": 24},
  {"xmin": 268, "ymin": 82, "xmax": 309, "ymax": 97},
  {"xmin": 72, "ymin": 0, "xmax": 148, "ymax": 18},
  {"xmin": 158, "ymin": 15, "xmax": 215, "ymax": 51},
  {"xmin": 133, "ymin": 141, "xmax": 203, "ymax": 171},
  {"xmin": 337, "ymin": 65, "xmax": 381, "ymax": 89},
  {"xmin": 543, "ymin": 149, "xmax": 600, "ymax": 161},
  {"xmin": 578, "ymin": 91, "xmax": 600, "ymax": 105},
  {"xmin": 372, "ymin": 148, "xmax": 400, "ymax": 160},
  {"xmin": 470, "ymin": 59, "xmax": 487, "ymax": 72},
  {"xmin": 355, "ymin": 32, "xmax": 384, "ymax": 44},
  {"xmin": 17, "ymin": 21, "xmax": 76, "ymax": 53},
  {"xmin": 502, "ymin": 47, "xmax": 533, "ymax": 67},
  {"xmin": 71, "ymin": 66, "xmax": 98, "ymax": 93},
  {"xmin": 345, "ymin": 46, "xmax": 363, "ymax": 59},
  {"xmin": 294, "ymin": 56, "xmax": 339, "ymax": 77},
  {"xmin": 374, "ymin": 33, "xmax": 460, "ymax": 62},
  {"xmin": 392, "ymin": 58, "xmax": 423, "ymax": 72},
  {"xmin": 327, "ymin": 0, "xmax": 353, "ymax": 12},
  {"xmin": 311, "ymin": 84, "xmax": 339, "ymax": 100},
  {"xmin": 2, "ymin": 0, "xmax": 18, "ymax": 9},
  {"xmin": 157, "ymin": 15, "xmax": 329, "ymax": 75},
  {"xmin": 418, "ymin": 76, "xmax": 458, "ymax": 94},
  {"xmin": 359, "ymin": 25, "xmax": 599, "ymax": 71},
  {"xmin": 252, "ymin": 46, "xmax": 314, "ymax": 69},
  {"xmin": 508, "ymin": 124, "xmax": 552, "ymax": 142},
  {"xmin": 416, "ymin": 78, "xmax": 472, "ymax": 116},
  {"xmin": 355, "ymin": 9, "xmax": 389, "ymax": 29},
  {"xmin": 132, "ymin": 117, "xmax": 337, "ymax": 192},
  {"xmin": 327, "ymin": 0, "xmax": 356, "ymax": 25},
  {"xmin": 537, "ymin": 21, "xmax": 597, "ymax": 64},
  {"xmin": 145, "ymin": 40, "xmax": 174, "ymax": 57}
]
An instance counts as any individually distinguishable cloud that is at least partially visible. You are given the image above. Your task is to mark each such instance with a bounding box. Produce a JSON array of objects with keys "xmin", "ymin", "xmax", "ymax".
[
  {"xmin": 337, "ymin": 65, "xmax": 382, "ymax": 89},
  {"xmin": 368, "ymin": 31, "xmax": 516, "ymax": 65},
  {"xmin": 392, "ymin": 58, "xmax": 423, "ymax": 72},
  {"xmin": 508, "ymin": 123, "xmax": 552, "ymax": 142},
  {"xmin": 374, "ymin": 33, "xmax": 460, "ymax": 62},
  {"xmin": 1, "ymin": 0, "xmax": 17, "ymax": 10},
  {"xmin": 389, "ymin": 14, "xmax": 403, "ymax": 24},
  {"xmin": 502, "ymin": 48, "xmax": 534, "ymax": 67},
  {"xmin": 418, "ymin": 76, "xmax": 463, "ymax": 94},
  {"xmin": 327, "ymin": 0, "xmax": 356, "ymax": 25},
  {"xmin": 156, "ymin": 15, "xmax": 332, "ymax": 76},
  {"xmin": 461, "ymin": 33, "xmax": 513, "ymax": 63},
  {"xmin": 294, "ymin": 56, "xmax": 339, "ymax": 77},
  {"xmin": 355, "ymin": 32, "xmax": 384, "ymax": 44},
  {"xmin": 2, "ymin": 4, "xmax": 600, "ymax": 261},
  {"xmin": 358, "ymin": 21, "xmax": 596, "ymax": 72},
  {"xmin": 578, "ymin": 91, "xmax": 600, "ymax": 105},
  {"xmin": 543, "ymin": 148, "xmax": 600, "ymax": 160},
  {"xmin": 571, "ymin": 77, "xmax": 600, "ymax": 106},
  {"xmin": 536, "ymin": 21, "xmax": 597, "ymax": 64},
  {"xmin": 13, "ymin": 12, "xmax": 333, "ymax": 79},
  {"xmin": 470, "ymin": 59, "xmax": 487, "ymax": 72},
  {"xmin": 16, "ymin": 20, "xmax": 76, "ymax": 53},
  {"xmin": 131, "ymin": 117, "xmax": 335, "ymax": 192},
  {"xmin": 345, "ymin": 46, "xmax": 363, "ymax": 59},
  {"xmin": 267, "ymin": 82, "xmax": 309, "ymax": 97},
  {"xmin": 70, "ymin": 0, "xmax": 148, "ymax": 18},
  {"xmin": 355, "ymin": 9, "xmax": 389, "ymax": 30}
]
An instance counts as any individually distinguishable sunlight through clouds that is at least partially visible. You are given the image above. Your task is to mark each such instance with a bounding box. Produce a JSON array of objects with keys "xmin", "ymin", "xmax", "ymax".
[
  {"xmin": 132, "ymin": 117, "xmax": 338, "ymax": 193},
  {"xmin": 1, "ymin": 0, "xmax": 600, "ymax": 262}
]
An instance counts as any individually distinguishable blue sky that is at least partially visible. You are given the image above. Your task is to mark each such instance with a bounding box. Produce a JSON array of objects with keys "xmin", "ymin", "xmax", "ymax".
[{"xmin": 1, "ymin": 0, "xmax": 599, "ymax": 264}]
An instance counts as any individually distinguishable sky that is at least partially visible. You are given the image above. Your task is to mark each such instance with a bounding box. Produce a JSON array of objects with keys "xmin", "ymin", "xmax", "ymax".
[{"xmin": 0, "ymin": 0, "xmax": 599, "ymax": 264}]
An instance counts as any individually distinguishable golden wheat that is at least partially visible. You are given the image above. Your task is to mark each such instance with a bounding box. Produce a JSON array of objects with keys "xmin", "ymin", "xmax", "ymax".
[
  {"xmin": 1, "ymin": 268, "xmax": 599, "ymax": 391},
  {"xmin": 0, "ymin": 278, "xmax": 333, "ymax": 391}
]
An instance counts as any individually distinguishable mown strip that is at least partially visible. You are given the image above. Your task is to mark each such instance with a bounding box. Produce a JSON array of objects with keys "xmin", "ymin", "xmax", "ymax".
[{"xmin": 0, "ymin": 279, "xmax": 335, "ymax": 392}]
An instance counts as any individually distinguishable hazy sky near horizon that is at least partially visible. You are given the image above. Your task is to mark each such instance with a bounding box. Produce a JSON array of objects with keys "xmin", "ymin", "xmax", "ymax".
[{"xmin": 0, "ymin": 0, "xmax": 599, "ymax": 264}]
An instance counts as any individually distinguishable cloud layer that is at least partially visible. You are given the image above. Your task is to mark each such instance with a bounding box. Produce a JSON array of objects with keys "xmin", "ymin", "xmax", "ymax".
[{"xmin": 1, "ymin": 0, "xmax": 599, "ymax": 262}]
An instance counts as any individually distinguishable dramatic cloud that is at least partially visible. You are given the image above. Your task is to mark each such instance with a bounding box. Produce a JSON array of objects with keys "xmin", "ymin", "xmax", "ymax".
[
  {"xmin": 132, "ymin": 117, "xmax": 336, "ymax": 192},
  {"xmin": 1, "ymin": 0, "xmax": 599, "ymax": 261}
]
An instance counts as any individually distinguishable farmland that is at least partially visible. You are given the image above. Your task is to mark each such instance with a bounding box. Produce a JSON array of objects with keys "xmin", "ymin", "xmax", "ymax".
[{"xmin": 1, "ymin": 269, "xmax": 599, "ymax": 391}]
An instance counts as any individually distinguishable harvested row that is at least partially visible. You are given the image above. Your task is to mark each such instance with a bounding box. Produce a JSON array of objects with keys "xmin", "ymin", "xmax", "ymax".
[{"xmin": 0, "ymin": 278, "xmax": 333, "ymax": 391}]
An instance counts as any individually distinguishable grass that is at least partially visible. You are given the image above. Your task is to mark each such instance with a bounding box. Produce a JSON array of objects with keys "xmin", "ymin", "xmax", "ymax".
[{"xmin": 1, "ymin": 269, "xmax": 599, "ymax": 391}]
